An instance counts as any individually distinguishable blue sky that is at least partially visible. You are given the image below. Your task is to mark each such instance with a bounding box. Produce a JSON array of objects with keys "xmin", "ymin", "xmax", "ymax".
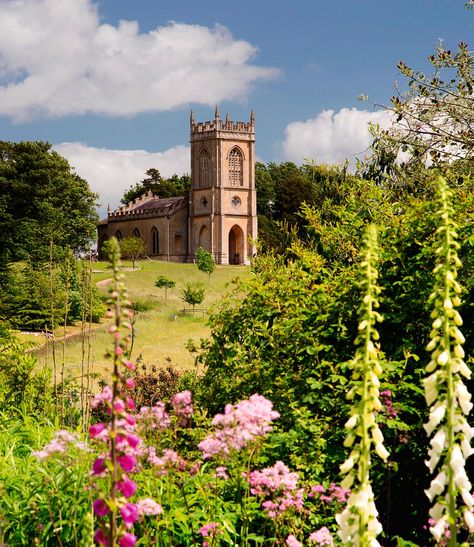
[{"xmin": 0, "ymin": 0, "xmax": 471, "ymax": 213}]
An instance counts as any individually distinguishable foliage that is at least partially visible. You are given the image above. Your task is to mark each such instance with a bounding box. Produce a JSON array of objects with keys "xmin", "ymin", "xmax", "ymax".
[
  {"xmin": 121, "ymin": 168, "xmax": 191, "ymax": 205},
  {"xmin": 0, "ymin": 415, "xmax": 94, "ymax": 545},
  {"xmin": 256, "ymin": 160, "xmax": 364, "ymax": 254},
  {"xmin": 0, "ymin": 141, "xmax": 98, "ymax": 266},
  {"xmin": 130, "ymin": 362, "xmax": 182, "ymax": 409},
  {"xmin": 359, "ymin": 41, "xmax": 474, "ymax": 195},
  {"xmin": 0, "ymin": 327, "xmax": 52, "ymax": 416},
  {"xmin": 120, "ymin": 236, "xmax": 146, "ymax": 269},
  {"xmin": 196, "ymin": 246, "xmax": 216, "ymax": 284},
  {"xmin": 0, "ymin": 258, "xmax": 104, "ymax": 330},
  {"xmin": 154, "ymin": 275, "xmax": 176, "ymax": 298},
  {"xmin": 181, "ymin": 282, "xmax": 205, "ymax": 312},
  {"xmin": 195, "ymin": 173, "xmax": 474, "ymax": 544}
]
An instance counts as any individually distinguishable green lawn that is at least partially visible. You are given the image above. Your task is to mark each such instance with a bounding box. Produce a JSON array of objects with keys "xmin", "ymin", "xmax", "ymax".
[{"xmin": 28, "ymin": 259, "xmax": 249, "ymax": 384}]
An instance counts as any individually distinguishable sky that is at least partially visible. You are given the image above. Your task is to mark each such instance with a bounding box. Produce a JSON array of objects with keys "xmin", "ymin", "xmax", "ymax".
[{"xmin": 0, "ymin": 0, "xmax": 472, "ymax": 215}]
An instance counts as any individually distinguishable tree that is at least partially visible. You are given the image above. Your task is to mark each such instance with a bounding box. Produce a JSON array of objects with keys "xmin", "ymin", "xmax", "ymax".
[
  {"xmin": 196, "ymin": 247, "xmax": 215, "ymax": 285},
  {"xmin": 360, "ymin": 41, "xmax": 474, "ymax": 193},
  {"xmin": 155, "ymin": 275, "xmax": 176, "ymax": 298},
  {"xmin": 255, "ymin": 162, "xmax": 276, "ymax": 217},
  {"xmin": 119, "ymin": 237, "xmax": 145, "ymax": 269},
  {"xmin": 121, "ymin": 169, "xmax": 191, "ymax": 205},
  {"xmin": 0, "ymin": 141, "xmax": 98, "ymax": 265},
  {"xmin": 180, "ymin": 282, "xmax": 205, "ymax": 313}
]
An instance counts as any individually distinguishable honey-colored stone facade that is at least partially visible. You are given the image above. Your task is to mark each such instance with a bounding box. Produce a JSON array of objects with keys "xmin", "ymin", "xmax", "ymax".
[{"xmin": 98, "ymin": 110, "xmax": 257, "ymax": 264}]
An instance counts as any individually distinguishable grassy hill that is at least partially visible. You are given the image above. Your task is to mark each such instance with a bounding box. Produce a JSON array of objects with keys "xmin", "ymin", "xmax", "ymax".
[{"xmin": 24, "ymin": 259, "xmax": 249, "ymax": 384}]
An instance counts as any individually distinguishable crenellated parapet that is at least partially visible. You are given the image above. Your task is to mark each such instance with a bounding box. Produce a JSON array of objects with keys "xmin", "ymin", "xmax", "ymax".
[
  {"xmin": 108, "ymin": 195, "xmax": 186, "ymax": 221},
  {"xmin": 190, "ymin": 108, "xmax": 254, "ymax": 140}
]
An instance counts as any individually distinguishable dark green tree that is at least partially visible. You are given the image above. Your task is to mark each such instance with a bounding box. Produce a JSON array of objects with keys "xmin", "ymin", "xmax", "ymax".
[
  {"xmin": 0, "ymin": 141, "xmax": 98, "ymax": 266},
  {"xmin": 196, "ymin": 247, "xmax": 215, "ymax": 285},
  {"xmin": 121, "ymin": 169, "xmax": 190, "ymax": 205}
]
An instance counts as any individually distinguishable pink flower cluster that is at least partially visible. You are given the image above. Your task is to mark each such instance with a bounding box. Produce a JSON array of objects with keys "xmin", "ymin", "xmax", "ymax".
[
  {"xmin": 136, "ymin": 498, "xmax": 163, "ymax": 516},
  {"xmin": 146, "ymin": 447, "xmax": 187, "ymax": 474},
  {"xmin": 286, "ymin": 535, "xmax": 302, "ymax": 547},
  {"xmin": 91, "ymin": 385, "xmax": 142, "ymax": 545},
  {"xmin": 247, "ymin": 461, "xmax": 304, "ymax": 519},
  {"xmin": 136, "ymin": 403, "xmax": 170, "ymax": 430},
  {"xmin": 171, "ymin": 390, "xmax": 194, "ymax": 425},
  {"xmin": 199, "ymin": 522, "xmax": 221, "ymax": 547},
  {"xmin": 309, "ymin": 482, "xmax": 350, "ymax": 504},
  {"xmin": 33, "ymin": 430, "xmax": 89, "ymax": 460},
  {"xmin": 380, "ymin": 389, "xmax": 398, "ymax": 419},
  {"xmin": 308, "ymin": 527, "xmax": 334, "ymax": 545},
  {"xmin": 198, "ymin": 394, "xmax": 280, "ymax": 459}
]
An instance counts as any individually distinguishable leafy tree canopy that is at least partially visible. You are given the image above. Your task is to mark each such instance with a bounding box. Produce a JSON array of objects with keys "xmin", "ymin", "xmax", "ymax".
[
  {"xmin": 119, "ymin": 236, "xmax": 145, "ymax": 269},
  {"xmin": 359, "ymin": 41, "xmax": 474, "ymax": 195},
  {"xmin": 196, "ymin": 247, "xmax": 215, "ymax": 283},
  {"xmin": 121, "ymin": 168, "xmax": 191, "ymax": 205},
  {"xmin": 0, "ymin": 141, "xmax": 99, "ymax": 265}
]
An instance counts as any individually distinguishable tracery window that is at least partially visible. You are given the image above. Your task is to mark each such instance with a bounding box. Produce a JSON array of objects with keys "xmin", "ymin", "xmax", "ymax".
[
  {"xmin": 228, "ymin": 147, "xmax": 243, "ymax": 186},
  {"xmin": 133, "ymin": 228, "xmax": 141, "ymax": 239},
  {"xmin": 115, "ymin": 230, "xmax": 123, "ymax": 241},
  {"xmin": 199, "ymin": 149, "xmax": 211, "ymax": 188}
]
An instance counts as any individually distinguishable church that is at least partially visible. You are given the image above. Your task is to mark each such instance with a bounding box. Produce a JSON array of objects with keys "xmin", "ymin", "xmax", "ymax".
[{"xmin": 97, "ymin": 109, "xmax": 257, "ymax": 265}]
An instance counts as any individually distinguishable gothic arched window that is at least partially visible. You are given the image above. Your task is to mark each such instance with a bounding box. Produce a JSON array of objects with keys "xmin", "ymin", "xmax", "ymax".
[
  {"xmin": 115, "ymin": 230, "xmax": 123, "ymax": 241},
  {"xmin": 151, "ymin": 227, "xmax": 159, "ymax": 255},
  {"xmin": 133, "ymin": 228, "xmax": 141, "ymax": 239},
  {"xmin": 228, "ymin": 147, "xmax": 243, "ymax": 186},
  {"xmin": 199, "ymin": 149, "xmax": 211, "ymax": 188}
]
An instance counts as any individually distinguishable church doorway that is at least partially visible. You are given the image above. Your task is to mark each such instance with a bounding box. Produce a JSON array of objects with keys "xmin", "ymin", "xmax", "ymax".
[{"xmin": 228, "ymin": 225, "xmax": 244, "ymax": 265}]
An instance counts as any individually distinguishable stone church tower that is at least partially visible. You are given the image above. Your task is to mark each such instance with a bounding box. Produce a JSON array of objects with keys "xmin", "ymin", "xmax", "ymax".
[{"xmin": 188, "ymin": 108, "xmax": 257, "ymax": 264}]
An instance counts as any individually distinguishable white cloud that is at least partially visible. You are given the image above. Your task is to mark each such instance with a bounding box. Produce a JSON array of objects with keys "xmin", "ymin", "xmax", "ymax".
[
  {"xmin": 53, "ymin": 142, "xmax": 189, "ymax": 216},
  {"xmin": 281, "ymin": 107, "xmax": 392, "ymax": 167},
  {"xmin": 0, "ymin": 0, "xmax": 279, "ymax": 121}
]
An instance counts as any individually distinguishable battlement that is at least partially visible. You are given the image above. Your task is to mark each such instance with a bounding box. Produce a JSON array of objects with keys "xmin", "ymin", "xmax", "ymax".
[
  {"xmin": 107, "ymin": 194, "xmax": 186, "ymax": 220},
  {"xmin": 190, "ymin": 108, "xmax": 254, "ymax": 137}
]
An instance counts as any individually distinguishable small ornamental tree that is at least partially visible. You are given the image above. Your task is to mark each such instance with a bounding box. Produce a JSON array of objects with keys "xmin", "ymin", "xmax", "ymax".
[
  {"xmin": 119, "ymin": 237, "xmax": 145, "ymax": 269},
  {"xmin": 180, "ymin": 282, "xmax": 205, "ymax": 314},
  {"xmin": 155, "ymin": 275, "xmax": 176, "ymax": 298},
  {"xmin": 196, "ymin": 247, "xmax": 215, "ymax": 285}
]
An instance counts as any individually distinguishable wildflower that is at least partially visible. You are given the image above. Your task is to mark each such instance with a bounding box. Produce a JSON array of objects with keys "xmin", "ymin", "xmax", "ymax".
[
  {"xmin": 214, "ymin": 466, "xmax": 229, "ymax": 479},
  {"xmin": 94, "ymin": 528, "xmax": 109, "ymax": 545},
  {"xmin": 120, "ymin": 503, "xmax": 139, "ymax": 529},
  {"xmin": 32, "ymin": 430, "xmax": 89, "ymax": 459},
  {"xmin": 92, "ymin": 457, "xmax": 107, "ymax": 476},
  {"xmin": 89, "ymin": 423, "xmax": 107, "ymax": 439},
  {"xmin": 199, "ymin": 394, "xmax": 279, "ymax": 459},
  {"xmin": 118, "ymin": 454, "xmax": 137, "ymax": 472},
  {"xmin": 93, "ymin": 498, "xmax": 110, "ymax": 517},
  {"xmin": 171, "ymin": 390, "xmax": 194, "ymax": 424},
  {"xmin": 137, "ymin": 403, "xmax": 170, "ymax": 430},
  {"xmin": 117, "ymin": 477, "xmax": 138, "ymax": 498},
  {"xmin": 337, "ymin": 225, "xmax": 386, "ymax": 546},
  {"xmin": 247, "ymin": 461, "xmax": 304, "ymax": 518},
  {"xmin": 199, "ymin": 522, "xmax": 220, "ymax": 537},
  {"xmin": 422, "ymin": 178, "xmax": 474, "ymax": 544},
  {"xmin": 136, "ymin": 498, "xmax": 162, "ymax": 516},
  {"xmin": 118, "ymin": 533, "xmax": 137, "ymax": 547},
  {"xmin": 286, "ymin": 535, "xmax": 302, "ymax": 547},
  {"xmin": 309, "ymin": 527, "xmax": 334, "ymax": 546}
]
